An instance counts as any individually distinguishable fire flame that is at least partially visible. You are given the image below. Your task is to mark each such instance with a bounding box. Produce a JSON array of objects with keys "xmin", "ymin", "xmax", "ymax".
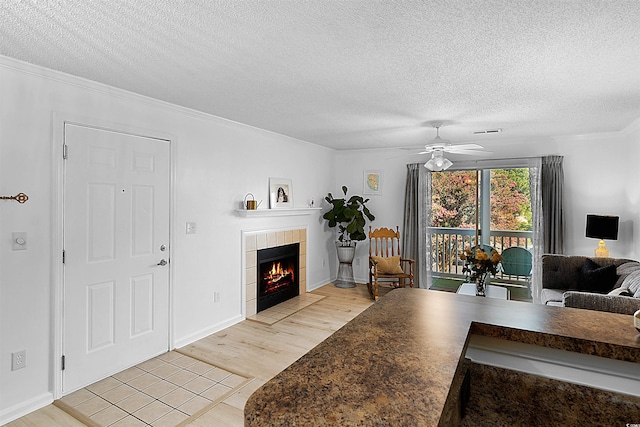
[
  {"xmin": 261, "ymin": 260, "xmax": 295, "ymax": 296},
  {"xmin": 270, "ymin": 262, "xmax": 284, "ymax": 278},
  {"xmin": 266, "ymin": 262, "xmax": 293, "ymax": 282}
]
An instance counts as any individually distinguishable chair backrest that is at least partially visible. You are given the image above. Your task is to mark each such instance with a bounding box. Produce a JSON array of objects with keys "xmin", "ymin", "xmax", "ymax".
[
  {"xmin": 501, "ymin": 247, "xmax": 533, "ymax": 277},
  {"xmin": 369, "ymin": 226, "xmax": 402, "ymax": 258}
]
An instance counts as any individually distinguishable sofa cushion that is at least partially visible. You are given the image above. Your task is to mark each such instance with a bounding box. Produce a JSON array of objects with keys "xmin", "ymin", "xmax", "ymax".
[
  {"xmin": 542, "ymin": 255, "xmax": 584, "ymax": 290},
  {"xmin": 563, "ymin": 291, "xmax": 640, "ymax": 315},
  {"xmin": 620, "ymin": 270, "xmax": 640, "ymax": 298},
  {"xmin": 541, "ymin": 254, "xmax": 631, "ymax": 291},
  {"xmin": 579, "ymin": 258, "xmax": 618, "ymax": 293}
]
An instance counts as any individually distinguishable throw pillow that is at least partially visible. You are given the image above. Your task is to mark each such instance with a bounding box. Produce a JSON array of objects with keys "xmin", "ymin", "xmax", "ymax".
[
  {"xmin": 580, "ymin": 258, "xmax": 618, "ymax": 294},
  {"xmin": 607, "ymin": 287, "xmax": 634, "ymax": 297},
  {"xmin": 371, "ymin": 256, "xmax": 404, "ymax": 275},
  {"xmin": 621, "ymin": 270, "xmax": 640, "ymax": 297},
  {"xmin": 614, "ymin": 262, "xmax": 640, "ymax": 288},
  {"xmin": 617, "ymin": 262, "xmax": 640, "ymax": 275}
]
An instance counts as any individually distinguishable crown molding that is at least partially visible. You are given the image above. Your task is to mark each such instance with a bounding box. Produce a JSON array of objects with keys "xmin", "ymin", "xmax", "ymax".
[
  {"xmin": 621, "ymin": 117, "xmax": 640, "ymax": 136},
  {"xmin": 0, "ymin": 54, "xmax": 331, "ymax": 152}
]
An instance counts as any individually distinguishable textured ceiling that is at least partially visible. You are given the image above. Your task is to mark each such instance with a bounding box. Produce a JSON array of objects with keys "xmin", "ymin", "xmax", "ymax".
[{"xmin": 2, "ymin": 0, "xmax": 639, "ymax": 150}]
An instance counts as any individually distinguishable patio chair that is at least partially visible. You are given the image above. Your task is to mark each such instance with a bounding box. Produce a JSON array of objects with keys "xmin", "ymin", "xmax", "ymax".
[{"xmin": 500, "ymin": 247, "xmax": 533, "ymax": 295}]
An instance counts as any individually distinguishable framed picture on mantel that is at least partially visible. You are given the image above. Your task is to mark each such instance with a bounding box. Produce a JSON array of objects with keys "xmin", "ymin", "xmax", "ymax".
[
  {"xmin": 363, "ymin": 170, "xmax": 383, "ymax": 195},
  {"xmin": 269, "ymin": 178, "xmax": 293, "ymax": 208}
]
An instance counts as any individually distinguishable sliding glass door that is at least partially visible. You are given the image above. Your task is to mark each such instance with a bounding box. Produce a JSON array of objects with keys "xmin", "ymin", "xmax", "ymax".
[{"xmin": 428, "ymin": 166, "xmax": 535, "ymax": 296}]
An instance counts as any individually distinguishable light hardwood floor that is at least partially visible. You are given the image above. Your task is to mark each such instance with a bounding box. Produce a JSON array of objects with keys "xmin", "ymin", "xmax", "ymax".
[{"xmin": 6, "ymin": 284, "xmax": 387, "ymax": 427}]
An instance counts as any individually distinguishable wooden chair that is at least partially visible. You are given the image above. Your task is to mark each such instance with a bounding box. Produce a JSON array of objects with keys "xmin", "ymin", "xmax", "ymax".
[{"xmin": 368, "ymin": 226, "xmax": 415, "ymax": 301}]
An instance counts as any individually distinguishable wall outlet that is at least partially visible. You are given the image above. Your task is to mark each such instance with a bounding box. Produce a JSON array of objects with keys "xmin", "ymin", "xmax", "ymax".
[
  {"xmin": 12, "ymin": 232, "xmax": 27, "ymax": 251},
  {"xmin": 11, "ymin": 350, "xmax": 26, "ymax": 371},
  {"xmin": 186, "ymin": 222, "xmax": 197, "ymax": 234},
  {"xmin": 354, "ymin": 258, "xmax": 360, "ymax": 266},
  {"xmin": 213, "ymin": 291, "xmax": 221, "ymax": 303},
  {"xmin": 322, "ymin": 259, "xmax": 326, "ymax": 268}
]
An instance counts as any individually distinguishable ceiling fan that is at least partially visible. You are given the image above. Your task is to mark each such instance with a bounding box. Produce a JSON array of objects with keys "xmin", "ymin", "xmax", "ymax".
[{"xmin": 419, "ymin": 124, "xmax": 487, "ymax": 171}]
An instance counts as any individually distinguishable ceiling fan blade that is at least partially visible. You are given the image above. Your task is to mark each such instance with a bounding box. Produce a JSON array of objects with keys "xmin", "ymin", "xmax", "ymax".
[
  {"xmin": 447, "ymin": 149, "xmax": 493, "ymax": 156},
  {"xmin": 423, "ymin": 144, "xmax": 446, "ymax": 152},
  {"xmin": 444, "ymin": 143, "xmax": 484, "ymax": 151}
]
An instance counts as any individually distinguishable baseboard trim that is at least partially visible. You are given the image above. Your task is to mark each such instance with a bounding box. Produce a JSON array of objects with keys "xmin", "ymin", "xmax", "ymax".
[
  {"xmin": 174, "ymin": 315, "xmax": 243, "ymax": 349},
  {"xmin": 0, "ymin": 392, "xmax": 53, "ymax": 425},
  {"xmin": 307, "ymin": 279, "xmax": 332, "ymax": 291}
]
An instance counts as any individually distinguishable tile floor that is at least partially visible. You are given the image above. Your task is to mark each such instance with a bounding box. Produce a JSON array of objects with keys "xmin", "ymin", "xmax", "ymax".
[{"xmin": 55, "ymin": 351, "xmax": 251, "ymax": 426}]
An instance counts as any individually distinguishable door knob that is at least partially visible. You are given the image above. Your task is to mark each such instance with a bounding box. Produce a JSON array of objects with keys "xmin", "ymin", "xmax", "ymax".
[{"xmin": 157, "ymin": 259, "xmax": 168, "ymax": 266}]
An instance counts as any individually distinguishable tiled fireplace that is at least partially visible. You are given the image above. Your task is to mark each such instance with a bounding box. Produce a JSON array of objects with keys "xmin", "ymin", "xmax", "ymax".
[{"xmin": 243, "ymin": 228, "xmax": 307, "ymax": 317}]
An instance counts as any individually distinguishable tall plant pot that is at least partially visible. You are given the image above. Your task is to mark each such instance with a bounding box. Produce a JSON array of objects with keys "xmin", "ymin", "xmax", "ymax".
[{"xmin": 334, "ymin": 242, "xmax": 357, "ymax": 288}]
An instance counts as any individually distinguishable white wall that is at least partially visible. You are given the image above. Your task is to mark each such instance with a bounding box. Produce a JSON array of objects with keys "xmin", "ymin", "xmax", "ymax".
[
  {"xmin": 334, "ymin": 120, "xmax": 640, "ymax": 283},
  {"xmin": 630, "ymin": 122, "xmax": 640, "ymax": 260},
  {"xmin": 330, "ymin": 150, "xmax": 412, "ymax": 282},
  {"xmin": 2, "ymin": 53, "xmax": 639, "ymax": 422},
  {"xmin": 558, "ymin": 124, "xmax": 640, "ymax": 258},
  {"xmin": 0, "ymin": 57, "xmax": 335, "ymax": 421}
]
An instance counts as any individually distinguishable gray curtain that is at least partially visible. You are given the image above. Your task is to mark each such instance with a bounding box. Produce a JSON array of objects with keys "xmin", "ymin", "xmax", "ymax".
[
  {"xmin": 529, "ymin": 159, "xmax": 543, "ymax": 303},
  {"xmin": 542, "ymin": 156, "xmax": 565, "ymax": 254},
  {"xmin": 402, "ymin": 163, "xmax": 431, "ymax": 288}
]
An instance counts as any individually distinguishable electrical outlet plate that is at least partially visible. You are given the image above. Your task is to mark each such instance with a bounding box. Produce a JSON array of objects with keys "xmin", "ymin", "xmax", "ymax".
[
  {"xmin": 12, "ymin": 350, "xmax": 26, "ymax": 371},
  {"xmin": 12, "ymin": 232, "xmax": 27, "ymax": 251},
  {"xmin": 186, "ymin": 222, "xmax": 197, "ymax": 234}
]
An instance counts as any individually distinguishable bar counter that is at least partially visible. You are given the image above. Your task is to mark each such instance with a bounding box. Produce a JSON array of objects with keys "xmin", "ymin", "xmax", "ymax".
[{"xmin": 244, "ymin": 288, "xmax": 640, "ymax": 426}]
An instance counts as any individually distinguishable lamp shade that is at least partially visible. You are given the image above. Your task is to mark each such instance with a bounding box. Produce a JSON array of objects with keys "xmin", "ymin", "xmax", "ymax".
[{"xmin": 585, "ymin": 215, "xmax": 619, "ymax": 240}]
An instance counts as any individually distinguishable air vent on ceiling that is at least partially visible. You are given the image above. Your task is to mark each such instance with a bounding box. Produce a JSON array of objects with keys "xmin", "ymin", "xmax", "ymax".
[{"xmin": 472, "ymin": 129, "xmax": 502, "ymax": 135}]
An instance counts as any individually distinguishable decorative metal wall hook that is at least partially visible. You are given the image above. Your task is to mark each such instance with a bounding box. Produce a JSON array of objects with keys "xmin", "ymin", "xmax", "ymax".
[{"xmin": 1, "ymin": 193, "xmax": 29, "ymax": 204}]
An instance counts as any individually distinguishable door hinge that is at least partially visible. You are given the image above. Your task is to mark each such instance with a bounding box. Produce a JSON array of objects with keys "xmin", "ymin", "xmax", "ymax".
[
  {"xmin": 63, "ymin": 144, "xmax": 68, "ymax": 159},
  {"xmin": 61, "ymin": 355, "xmax": 65, "ymax": 371},
  {"xmin": 62, "ymin": 250, "xmax": 65, "ymax": 264}
]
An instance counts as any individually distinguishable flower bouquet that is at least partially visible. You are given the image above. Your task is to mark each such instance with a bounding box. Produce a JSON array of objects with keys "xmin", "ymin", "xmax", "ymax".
[{"xmin": 460, "ymin": 247, "xmax": 502, "ymax": 296}]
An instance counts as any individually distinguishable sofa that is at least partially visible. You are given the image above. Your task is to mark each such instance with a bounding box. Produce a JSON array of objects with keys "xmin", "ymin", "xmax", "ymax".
[{"xmin": 541, "ymin": 254, "xmax": 640, "ymax": 315}]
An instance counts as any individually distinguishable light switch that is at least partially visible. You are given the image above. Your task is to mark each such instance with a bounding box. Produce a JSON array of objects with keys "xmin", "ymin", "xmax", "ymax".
[
  {"xmin": 186, "ymin": 222, "xmax": 197, "ymax": 234},
  {"xmin": 12, "ymin": 232, "xmax": 27, "ymax": 251}
]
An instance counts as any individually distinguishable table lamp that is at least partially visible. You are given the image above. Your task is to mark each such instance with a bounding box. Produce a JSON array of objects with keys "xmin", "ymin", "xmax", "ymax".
[{"xmin": 585, "ymin": 214, "xmax": 619, "ymax": 257}]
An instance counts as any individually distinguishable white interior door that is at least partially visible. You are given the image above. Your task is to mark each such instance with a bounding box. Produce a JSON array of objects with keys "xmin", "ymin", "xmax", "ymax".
[{"xmin": 63, "ymin": 123, "xmax": 170, "ymax": 393}]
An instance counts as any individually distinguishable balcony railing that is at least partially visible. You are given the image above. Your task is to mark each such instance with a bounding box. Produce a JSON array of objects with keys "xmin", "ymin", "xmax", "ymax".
[{"xmin": 429, "ymin": 227, "xmax": 533, "ymax": 284}]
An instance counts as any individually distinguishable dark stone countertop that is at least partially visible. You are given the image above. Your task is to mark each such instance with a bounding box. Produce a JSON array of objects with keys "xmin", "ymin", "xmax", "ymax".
[{"xmin": 244, "ymin": 288, "xmax": 640, "ymax": 426}]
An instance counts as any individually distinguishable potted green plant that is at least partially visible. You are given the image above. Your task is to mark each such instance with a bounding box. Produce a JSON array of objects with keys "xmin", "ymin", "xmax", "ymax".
[{"xmin": 323, "ymin": 186, "xmax": 375, "ymax": 288}]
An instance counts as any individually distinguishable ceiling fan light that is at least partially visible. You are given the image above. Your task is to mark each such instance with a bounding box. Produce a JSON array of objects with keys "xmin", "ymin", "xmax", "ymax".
[
  {"xmin": 424, "ymin": 157, "xmax": 452, "ymax": 171},
  {"xmin": 424, "ymin": 158, "xmax": 438, "ymax": 170},
  {"xmin": 424, "ymin": 151, "xmax": 453, "ymax": 171}
]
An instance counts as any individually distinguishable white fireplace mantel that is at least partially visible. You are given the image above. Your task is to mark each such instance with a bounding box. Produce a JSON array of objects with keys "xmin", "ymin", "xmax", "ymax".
[{"xmin": 236, "ymin": 207, "xmax": 321, "ymax": 217}]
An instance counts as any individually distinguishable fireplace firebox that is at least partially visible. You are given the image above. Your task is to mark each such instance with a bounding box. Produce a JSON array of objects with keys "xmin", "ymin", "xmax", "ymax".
[{"xmin": 257, "ymin": 243, "xmax": 300, "ymax": 312}]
